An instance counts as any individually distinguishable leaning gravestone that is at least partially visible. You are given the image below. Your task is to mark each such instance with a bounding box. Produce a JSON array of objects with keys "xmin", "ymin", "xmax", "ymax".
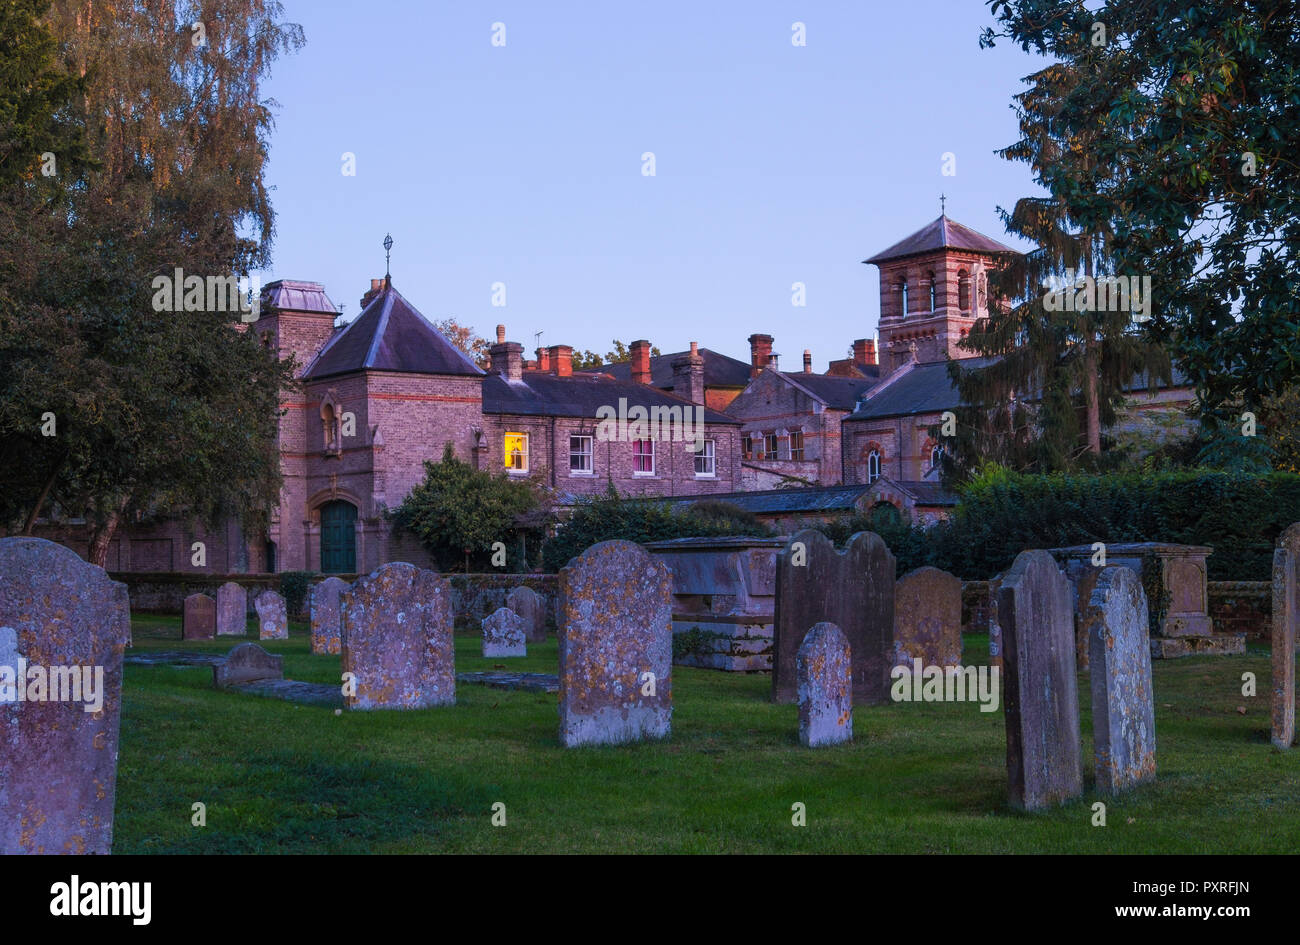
[
  {"xmin": 1271, "ymin": 523, "xmax": 1300, "ymax": 749},
  {"xmin": 999, "ymin": 549, "xmax": 1083, "ymax": 811},
  {"xmin": 506, "ymin": 585, "xmax": 547, "ymax": 643},
  {"xmin": 1086, "ymin": 567, "xmax": 1157, "ymax": 793},
  {"xmin": 216, "ymin": 581, "xmax": 247, "ymax": 637},
  {"xmin": 773, "ymin": 530, "xmax": 894, "ymax": 706},
  {"xmin": 558, "ymin": 540, "xmax": 673, "ymax": 747},
  {"xmin": 254, "ymin": 589, "xmax": 288, "ymax": 641},
  {"xmin": 893, "ymin": 566, "xmax": 962, "ymax": 671},
  {"xmin": 213, "ymin": 643, "xmax": 283, "ymax": 689},
  {"xmin": 310, "ymin": 577, "xmax": 349, "ymax": 655},
  {"xmin": 182, "ymin": 592, "xmax": 216, "ymax": 641},
  {"xmin": 482, "ymin": 607, "xmax": 527, "ymax": 657},
  {"xmin": 340, "ymin": 562, "xmax": 455, "ymax": 709},
  {"xmin": 797, "ymin": 622, "xmax": 853, "ymax": 747},
  {"xmin": 0, "ymin": 537, "xmax": 131, "ymax": 854}
]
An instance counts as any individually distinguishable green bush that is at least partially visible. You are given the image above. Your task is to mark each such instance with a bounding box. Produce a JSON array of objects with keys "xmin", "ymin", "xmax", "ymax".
[
  {"xmin": 279, "ymin": 571, "xmax": 317, "ymax": 617},
  {"xmin": 541, "ymin": 488, "xmax": 772, "ymax": 572}
]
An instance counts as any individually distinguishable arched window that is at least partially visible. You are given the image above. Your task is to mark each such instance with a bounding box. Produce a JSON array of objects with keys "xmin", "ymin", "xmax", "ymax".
[
  {"xmin": 898, "ymin": 280, "xmax": 909, "ymax": 318},
  {"xmin": 867, "ymin": 449, "xmax": 882, "ymax": 484},
  {"xmin": 928, "ymin": 272, "xmax": 937, "ymax": 312},
  {"xmin": 957, "ymin": 270, "xmax": 970, "ymax": 312},
  {"xmin": 320, "ymin": 396, "xmax": 342, "ymax": 452},
  {"xmin": 931, "ymin": 444, "xmax": 944, "ymax": 470}
]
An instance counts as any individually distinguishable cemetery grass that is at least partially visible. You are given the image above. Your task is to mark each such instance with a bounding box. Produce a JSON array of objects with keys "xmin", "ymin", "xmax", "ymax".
[{"xmin": 118, "ymin": 618, "xmax": 1300, "ymax": 853}]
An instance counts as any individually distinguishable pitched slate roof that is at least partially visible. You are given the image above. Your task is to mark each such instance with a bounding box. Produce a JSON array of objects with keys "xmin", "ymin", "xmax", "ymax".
[
  {"xmin": 871, "ymin": 477, "xmax": 959, "ymax": 507},
  {"xmin": 303, "ymin": 282, "xmax": 484, "ymax": 380},
  {"xmin": 863, "ymin": 215, "xmax": 1017, "ymax": 264},
  {"xmin": 779, "ymin": 371, "xmax": 879, "ymax": 410},
  {"xmin": 261, "ymin": 279, "xmax": 338, "ymax": 315},
  {"xmin": 482, "ymin": 371, "xmax": 739, "ymax": 424},
  {"xmin": 661, "ymin": 483, "xmax": 874, "ymax": 515},
  {"xmin": 593, "ymin": 348, "xmax": 752, "ymax": 389}
]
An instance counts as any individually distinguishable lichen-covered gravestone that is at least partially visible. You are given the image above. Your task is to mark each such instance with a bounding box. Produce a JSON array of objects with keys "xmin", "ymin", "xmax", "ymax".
[
  {"xmin": 310, "ymin": 577, "xmax": 349, "ymax": 655},
  {"xmin": 893, "ymin": 566, "xmax": 962, "ymax": 671},
  {"xmin": 797, "ymin": 622, "xmax": 853, "ymax": 747},
  {"xmin": 482, "ymin": 607, "xmax": 527, "ymax": 657},
  {"xmin": 340, "ymin": 562, "xmax": 455, "ymax": 709},
  {"xmin": 1271, "ymin": 523, "xmax": 1300, "ymax": 749},
  {"xmin": 0, "ymin": 537, "xmax": 131, "ymax": 854},
  {"xmin": 558, "ymin": 540, "xmax": 673, "ymax": 747},
  {"xmin": 1086, "ymin": 567, "xmax": 1157, "ymax": 793},
  {"xmin": 999, "ymin": 549, "xmax": 1083, "ymax": 811},
  {"xmin": 182, "ymin": 592, "xmax": 216, "ymax": 641},
  {"xmin": 254, "ymin": 589, "xmax": 288, "ymax": 640},
  {"xmin": 216, "ymin": 581, "xmax": 247, "ymax": 636},
  {"xmin": 773, "ymin": 529, "xmax": 894, "ymax": 706},
  {"xmin": 506, "ymin": 585, "xmax": 547, "ymax": 643},
  {"xmin": 213, "ymin": 643, "xmax": 283, "ymax": 689}
]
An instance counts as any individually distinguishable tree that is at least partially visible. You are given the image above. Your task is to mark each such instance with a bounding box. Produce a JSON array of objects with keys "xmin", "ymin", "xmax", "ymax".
[
  {"xmin": 982, "ymin": 0, "xmax": 1300, "ymax": 464},
  {"xmin": 392, "ymin": 444, "xmax": 548, "ymax": 572},
  {"xmin": 946, "ymin": 56, "xmax": 1169, "ymax": 475},
  {"xmin": 432, "ymin": 317, "xmax": 490, "ymax": 366},
  {"xmin": 571, "ymin": 340, "xmax": 662, "ymax": 370},
  {"xmin": 0, "ymin": 1, "xmax": 304, "ymax": 563}
]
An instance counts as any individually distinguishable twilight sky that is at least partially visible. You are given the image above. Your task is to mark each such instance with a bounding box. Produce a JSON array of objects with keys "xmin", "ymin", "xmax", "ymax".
[{"xmin": 256, "ymin": 0, "xmax": 1046, "ymax": 368}]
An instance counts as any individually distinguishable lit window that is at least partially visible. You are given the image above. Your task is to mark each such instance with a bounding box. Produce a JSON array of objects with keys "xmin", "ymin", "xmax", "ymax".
[
  {"xmin": 694, "ymin": 439, "xmax": 716, "ymax": 477},
  {"xmin": 633, "ymin": 439, "xmax": 655, "ymax": 475},
  {"xmin": 504, "ymin": 432, "xmax": 528, "ymax": 472},
  {"xmin": 867, "ymin": 449, "xmax": 882, "ymax": 484},
  {"xmin": 790, "ymin": 430, "xmax": 805, "ymax": 461},
  {"xmin": 569, "ymin": 435, "xmax": 593, "ymax": 474}
]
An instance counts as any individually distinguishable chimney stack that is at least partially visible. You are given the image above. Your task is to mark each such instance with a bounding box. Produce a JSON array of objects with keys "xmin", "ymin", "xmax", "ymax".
[
  {"xmin": 803, "ymin": 349, "xmax": 813, "ymax": 373},
  {"xmin": 630, "ymin": 339, "xmax": 653, "ymax": 385},
  {"xmin": 671, "ymin": 341, "xmax": 706, "ymax": 405},
  {"xmin": 748, "ymin": 333, "xmax": 773, "ymax": 377},
  {"xmin": 548, "ymin": 344, "xmax": 573, "ymax": 378},
  {"xmin": 360, "ymin": 277, "xmax": 385, "ymax": 310},
  {"xmin": 535, "ymin": 347, "xmax": 551, "ymax": 373},
  {"xmin": 489, "ymin": 326, "xmax": 523, "ymax": 381},
  {"xmin": 852, "ymin": 338, "xmax": 878, "ymax": 367}
]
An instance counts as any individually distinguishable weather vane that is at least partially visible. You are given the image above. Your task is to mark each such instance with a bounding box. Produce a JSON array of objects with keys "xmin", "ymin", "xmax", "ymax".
[{"xmin": 383, "ymin": 233, "xmax": 393, "ymax": 279}]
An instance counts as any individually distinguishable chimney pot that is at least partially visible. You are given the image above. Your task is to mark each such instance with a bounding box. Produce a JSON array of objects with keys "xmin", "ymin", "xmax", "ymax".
[
  {"xmin": 496, "ymin": 324, "xmax": 506, "ymax": 344},
  {"xmin": 535, "ymin": 347, "xmax": 551, "ymax": 373},
  {"xmin": 803, "ymin": 349, "xmax": 812, "ymax": 373}
]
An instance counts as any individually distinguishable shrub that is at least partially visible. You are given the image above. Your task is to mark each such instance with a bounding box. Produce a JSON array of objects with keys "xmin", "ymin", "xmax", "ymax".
[
  {"xmin": 540, "ymin": 488, "xmax": 773, "ymax": 572},
  {"xmin": 279, "ymin": 571, "xmax": 317, "ymax": 618}
]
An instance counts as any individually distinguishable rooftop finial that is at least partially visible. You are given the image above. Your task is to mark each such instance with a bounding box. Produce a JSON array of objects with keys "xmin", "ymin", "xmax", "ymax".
[
  {"xmin": 939, "ymin": 193, "xmax": 946, "ymax": 216},
  {"xmin": 383, "ymin": 233, "xmax": 393, "ymax": 281}
]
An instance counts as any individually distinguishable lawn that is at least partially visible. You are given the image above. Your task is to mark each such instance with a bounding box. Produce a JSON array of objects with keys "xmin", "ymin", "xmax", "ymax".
[{"xmin": 116, "ymin": 615, "xmax": 1300, "ymax": 853}]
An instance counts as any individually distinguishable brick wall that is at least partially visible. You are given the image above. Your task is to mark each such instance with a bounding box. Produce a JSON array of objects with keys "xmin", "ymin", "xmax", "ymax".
[{"xmin": 1208, "ymin": 581, "xmax": 1269, "ymax": 641}]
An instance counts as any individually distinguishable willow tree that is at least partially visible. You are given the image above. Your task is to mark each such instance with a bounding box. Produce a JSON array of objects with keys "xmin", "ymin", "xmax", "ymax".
[
  {"xmin": 0, "ymin": 1, "xmax": 303, "ymax": 563},
  {"xmin": 946, "ymin": 53, "xmax": 1169, "ymax": 475}
]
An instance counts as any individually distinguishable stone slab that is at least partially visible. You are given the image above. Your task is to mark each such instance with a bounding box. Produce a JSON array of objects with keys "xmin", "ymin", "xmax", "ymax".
[
  {"xmin": 1272, "ymin": 524, "xmax": 1300, "ymax": 749},
  {"xmin": 482, "ymin": 606, "xmax": 527, "ymax": 658},
  {"xmin": 182, "ymin": 593, "xmax": 216, "ymax": 640},
  {"xmin": 797, "ymin": 622, "xmax": 853, "ymax": 747},
  {"xmin": 558, "ymin": 540, "xmax": 673, "ymax": 747},
  {"xmin": 457, "ymin": 671, "xmax": 560, "ymax": 693},
  {"xmin": 310, "ymin": 576, "xmax": 349, "ymax": 655},
  {"xmin": 893, "ymin": 566, "xmax": 962, "ymax": 671},
  {"xmin": 1087, "ymin": 567, "xmax": 1157, "ymax": 793},
  {"xmin": 254, "ymin": 589, "xmax": 288, "ymax": 640},
  {"xmin": 216, "ymin": 581, "xmax": 248, "ymax": 636},
  {"xmin": 0, "ymin": 537, "xmax": 131, "ymax": 854},
  {"xmin": 212, "ymin": 643, "xmax": 283, "ymax": 689},
  {"xmin": 506, "ymin": 586, "xmax": 547, "ymax": 643}
]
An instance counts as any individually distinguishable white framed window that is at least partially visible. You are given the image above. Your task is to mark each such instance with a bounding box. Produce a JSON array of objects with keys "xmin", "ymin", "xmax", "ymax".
[
  {"xmin": 633, "ymin": 439, "xmax": 655, "ymax": 475},
  {"xmin": 504, "ymin": 432, "xmax": 528, "ymax": 473},
  {"xmin": 867, "ymin": 449, "xmax": 882, "ymax": 484},
  {"xmin": 694, "ymin": 439, "xmax": 716, "ymax": 477},
  {"xmin": 741, "ymin": 434, "xmax": 753, "ymax": 460},
  {"xmin": 789, "ymin": 430, "xmax": 805, "ymax": 461},
  {"xmin": 763, "ymin": 433, "xmax": 778, "ymax": 460},
  {"xmin": 569, "ymin": 435, "xmax": 593, "ymax": 475}
]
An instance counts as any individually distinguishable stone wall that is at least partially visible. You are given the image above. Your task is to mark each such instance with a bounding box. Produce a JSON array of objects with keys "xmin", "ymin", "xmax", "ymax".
[{"xmin": 1207, "ymin": 581, "xmax": 1269, "ymax": 641}]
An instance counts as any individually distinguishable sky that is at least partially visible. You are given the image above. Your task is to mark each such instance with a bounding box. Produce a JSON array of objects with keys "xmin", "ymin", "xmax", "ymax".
[{"xmin": 256, "ymin": 0, "xmax": 1047, "ymax": 369}]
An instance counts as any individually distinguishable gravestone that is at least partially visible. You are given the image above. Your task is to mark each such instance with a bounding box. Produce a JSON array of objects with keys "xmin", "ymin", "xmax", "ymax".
[
  {"xmin": 340, "ymin": 562, "xmax": 455, "ymax": 709},
  {"xmin": 558, "ymin": 540, "xmax": 673, "ymax": 747},
  {"xmin": 506, "ymin": 586, "xmax": 547, "ymax": 643},
  {"xmin": 797, "ymin": 622, "xmax": 853, "ymax": 747},
  {"xmin": 310, "ymin": 577, "xmax": 349, "ymax": 655},
  {"xmin": 893, "ymin": 566, "xmax": 962, "ymax": 671},
  {"xmin": 1271, "ymin": 524, "xmax": 1300, "ymax": 749},
  {"xmin": 999, "ymin": 549, "xmax": 1083, "ymax": 811},
  {"xmin": 182, "ymin": 593, "xmax": 216, "ymax": 641},
  {"xmin": 1086, "ymin": 567, "xmax": 1157, "ymax": 793},
  {"xmin": 213, "ymin": 643, "xmax": 284, "ymax": 689},
  {"xmin": 216, "ymin": 581, "xmax": 248, "ymax": 636},
  {"xmin": 986, "ymin": 573, "xmax": 1004, "ymax": 669},
  {"xmin": 482, "ymin": 607, "xmax": 527, "ymax": 657},
  {"xmin": 773, "ymin": 529, "xmax": 894, "ymax": 706},
  {"xmin": 254, "ymin": 589, "xmax": 288, "ymax": 640},
  {"xmin": 0, "ymin": 537, "xmax": 131, "ymax": 854}
]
